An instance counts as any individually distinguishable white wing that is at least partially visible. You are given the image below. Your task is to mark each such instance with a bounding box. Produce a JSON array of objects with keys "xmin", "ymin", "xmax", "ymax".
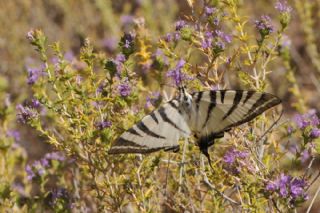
[
  {"xmin": 189, "ymin": 90, "xmax": 281, "ymax": 144},
  {"xmin": 108, "ymin": 100, "xmax": 191, "ymax": 154}
]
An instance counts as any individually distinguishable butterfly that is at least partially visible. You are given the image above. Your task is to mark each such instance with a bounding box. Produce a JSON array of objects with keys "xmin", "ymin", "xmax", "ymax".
[{"xmin": 108, "ymin": 87, "xmax": 281, "ymax": 165}]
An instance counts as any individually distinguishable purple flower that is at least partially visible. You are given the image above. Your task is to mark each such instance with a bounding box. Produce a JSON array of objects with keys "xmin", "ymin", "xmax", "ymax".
[
  {"xmin": 290, "ymin": 179, "xmax": 306, "ymax": 198},
  {"xmin": 118, "ymin": 78, "xmax": 131, "ymax": 97},
  {"xmin": 301, "ymin": 149, "xmax": 310, "ymax": 163},
  {"xmin": 175, "ymin": 20, "xmax": 187, "ymax": 31},
  {"xmin": 120, "ymin": 15, "xmax": 135, "ymax": 26},
  {"xmin": 275, "ymin": 0, "xmax": 292, "ymax": 13},
  {"xmin": 76, "ymin": 75, "xmax": 82, "ymax": 85},
  {"xmin": 204, "ymin": 6, "xmax": 216, "ymax": 16},
  {"xmin": 293, "ymin": 110, "xmax": 320, "ymax": 131},
  {"xmin": 265, "ymin": 173, "xmax": 308, "ymax": 204},
  {"xmin": 202, "ymin": 31, "xmax": 214, "ymax": 49},
  {"xmin": 255, "ymin": 15, "xmax": 274, "ymax": 36},
  {"xmin": 213, "ymin": 17, "xmax": 220, "ymax": 25},
  {"xmin": 41, "ymin": 158, "xmax": 50, "ymax": 168},
  {"xmin": 215, "ymin": 30, "xmax": 232, "ymax": 43},
  {"xmin": 31, "ymin": 98, "xmax": 41, "ymax": 108},
  {"xmin": 310, "ymin": 128, "xmax": 320, "ymax": 138},
  {"xmin": 95, "ymin": 120, "xmax": 112, "ymax": 130},
  {"xmin": 25, "ymin": 165, "xmax": 35, "ymax": 180},
  {"xmin": 223, "ymin": 148, "xmax": 249, "ymax": 165},
  {"xmin": 215, "ymin": 41, "xmax": 225, "ymax": 50},
  {"xmin": 26, "ymin": 67, "xmax": 41, "ymax": 85},
  {"xmin": 97, "ymin": 81, "xmax": 106, "ymax": 94},
  {"xmin": 166, "ymin": 59, "xmax": 192, "ymax": 86},
  {"xmin": 101, "ymin": 37, "xmax": 117, "ymax": 52},
  {"xmin": 115, "ymin": 53, "xmax": 126, "ymax": 63},
  {"xmin": 6, "ymin": 130, "xmax": 21, "ymax": 142},
  {"xmin": 16, "ymin": 104, "xmax": 37, "ymax": 123},
  {"xmin": 223, "ymin": 153, "xmax": 235, "ymax": 164},
  {"xmin": 145, "ymin": 91, "xmax": 160, "ymax": 108},
  {"xmin": 47, "ymin": 188, "xmax": 71, "ymax": 208},
  {"xmin": 45, "ymin": 152, "xmax": 66, "ymax": 161},
  {"xmin": 64, "ymin": 51, "xmax": 74, "ymax": 62},
  {"xmin": 164, "ymin": 32, "xmax": 181, "ymax": 43},
  {"xmin": 266, "ymin": 182, "xmax": 277, "ymax": 191},
  {"xmin": 122, "ymin": 33, "xmax": 135, "ymax": 49},
  {"xmin": 26, "ymin": 30, "xmax": 36, "ymax": 42},
  {"xmin": 293, "ymin": 114, "xmax": 309, "ymax": 129}
]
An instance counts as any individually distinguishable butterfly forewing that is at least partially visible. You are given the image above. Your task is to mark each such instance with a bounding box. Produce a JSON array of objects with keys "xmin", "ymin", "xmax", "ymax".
[{"xmin": 108, "ymin": 100, "xmax": 191, "ymax": 154}]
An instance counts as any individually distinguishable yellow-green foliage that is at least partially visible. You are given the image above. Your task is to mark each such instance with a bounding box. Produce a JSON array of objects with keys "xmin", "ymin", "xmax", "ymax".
[{"xmin": 1, "ymin": 0, "xmax": 320, "ymax": 212}]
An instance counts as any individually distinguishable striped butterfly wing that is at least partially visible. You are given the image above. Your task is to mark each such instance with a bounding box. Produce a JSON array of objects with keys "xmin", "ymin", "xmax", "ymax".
[
  {"xmin": 108, "ymin": 100, "xmax": 191, "ymax": 154},
  {"xmin": 189, "ymin": 90, "xmax": 281, "ymax": 146}
]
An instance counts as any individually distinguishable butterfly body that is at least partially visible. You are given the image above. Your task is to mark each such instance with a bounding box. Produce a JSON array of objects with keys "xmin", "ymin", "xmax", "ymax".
[{"xmin": 108, "ymin": 88, "xmax": 281, "ymax": 157}]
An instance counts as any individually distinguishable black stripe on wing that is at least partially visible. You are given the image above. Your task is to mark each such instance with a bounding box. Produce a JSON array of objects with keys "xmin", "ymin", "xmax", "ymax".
[
  {"xmin": 202, "ymin": 90, "xmax": 217, "ymax": 128},
  {"xmin": 158, "ymin": 106, "xmax": 186, "ymax": 133},
  {"xmin": 223, "ymin": 93, "xmax": 281, "ymax": 131},
  {"xmin": 150, "ymin": 111, "xmax": 159, "ymax": 124},
  {"xmin": 222, "ymin": 90, "xmax": 243, "ymax": 120},
  {"xmin": 243, "ymin": 91, "xmax": 255, "ymax": 105},
  {"xmin": 136, "ymin": 121, "xmax": 166, "ymax": 139},
  {"xmin": 127, "ymin": 128, "xmax": 142, "ymax": 137}
]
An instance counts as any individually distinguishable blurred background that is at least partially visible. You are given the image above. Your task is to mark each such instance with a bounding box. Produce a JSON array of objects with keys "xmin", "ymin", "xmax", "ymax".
[{"xmin": 1, "ymin": 0, "xmax": 320, "ymax": 211}]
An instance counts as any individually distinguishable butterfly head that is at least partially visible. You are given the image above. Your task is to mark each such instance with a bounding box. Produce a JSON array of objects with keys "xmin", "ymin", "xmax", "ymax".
[{"xmin": 178, "ymin": 86, "xmax": 192, "ymax": 110}]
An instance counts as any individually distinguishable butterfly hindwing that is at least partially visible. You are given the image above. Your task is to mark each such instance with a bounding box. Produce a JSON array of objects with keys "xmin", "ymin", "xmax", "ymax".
[
  {"xmin": 190, "ymin": 90, "xmax": 281, "ymax": 143},
  {"xmin": 108, "ymin": 100, "xmax": 191, "ymax": 154}
]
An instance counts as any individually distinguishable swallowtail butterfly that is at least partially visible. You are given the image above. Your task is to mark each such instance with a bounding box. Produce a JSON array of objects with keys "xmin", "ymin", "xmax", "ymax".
[{"xmin": 108, "ymin": 87, "xmax": 281, "ymax": 164}]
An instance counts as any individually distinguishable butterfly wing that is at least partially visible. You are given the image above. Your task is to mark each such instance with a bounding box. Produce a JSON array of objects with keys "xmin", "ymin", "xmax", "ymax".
[
  {"xmin": 189, "ymin": 90, "xmax": 281, "ymax": 145},
  {"xmin": 108, "ymin": 100, "xmax": 191, "ymax": 154}
]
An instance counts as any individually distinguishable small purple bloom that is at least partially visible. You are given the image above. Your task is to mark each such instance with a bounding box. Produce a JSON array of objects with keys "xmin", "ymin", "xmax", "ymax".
[
  {"xmin": 145, "ymin": 91, "xmax": 160, "ymax": 108},
  {"xmin": 118, "ymin": 78, "xmax": 132, "ymax": 97},
  {"xmin": 287, "ymin": 126, "xmax": 293, "ymax": 134},
  {"xmin": 45, "ymin": 152, "xmax": 66, "ymax": 161},
  {"xmin": 223, "ymin": 148, "xmax": 249, "ymax": 165},
  {"xmin": 223, "ymin": 34, "xmax": 232, "ymax": 43},
  {"xmin": 166, "ymin": 59, "xmax": 192, "ymax": 86},
  {"xmin": 215, "ymin": 41, "xmax": 225, "ymax": 50},
  {"xmin": 95, "ymin": 120, "xmax": 112, "ymax": 130},
  {"xmin": 293, "ymin": 114, "xmax": 309, "ymax": 129},
  {"xmin": 204, "ymin": 6, "xmax": 215, "ymax": 16},
  {"xmin": 26, "ymin": 67, "xmax": 41, "ymax": 85},
  {"xmin": 213, "ymin": 17, "xmax": 220, "ymax": 25},
  {"xmin": 275, "ymin": 0, "xmax": 292, "ymax": 13},
  {"xmin": 201, "ymin": 31, "xmax": 213, "ymax": 49},
  {"xmin": 25, "ymin": 165, "xmax": 35, "ymax": 180},
  {"xmin": 102, "ymin": 37, "xmax": 117, "ymax": 52},
  {"xmin": 266, "ymin": 182, "xmax": 277, "ymax": 191},
  {"xmin": 26, "ymin": 30, "xmax": 36, "ymax": 42},
  {"xmin": 310, "ymin": 128, "xmax": 320, "ymax": 138},
  {"xmin": 6, "ymin": 130, "xmax": 21, "ymax": 142},
  {"xmin": 97, "ymin": 81, "xmax": 106, "ymax": 94},
  {"xmin": 16, "ymin": 104, "xmax": 37, "ymax": 123},
  {"xmin": 120, "ymin": 15, "xmax": 135, "ymax": 26},
  {"xmin": 175, "ymin": 20, "xmax": 187, "ymax": 31},
  {"xmin": 223, "ymin": 153, "xmax": 235, "ymax": 164},
  {"xmin": 255, "ymin": 15, "xmax": 274, "ymax": 35},
  {"xmin": 116, "ymin": 53, "xmax": 126, "ymax": 63},
  {"xmin": 290, "ymin": 179, "xmax": 306, "ymax": 198},
  {"xmin": 64, "ymin": 51, "xmax": 74, "ymax": 62},
  {"xmin": 301, "ymin": 149, "xmax": 310, "ymax": 163},
  {"xmin": 164, "ymin": 33, "xmax": 173, "ymax": 42},
  {"xmin": 122, "ymin": 33, "xmax": 135, "ymax": 49},
  {"xmin": 41, "ymin": 158, "xmax": 50, "ymax": 168},
  {"xmin": 31, "ymin": 98, "xmax": 41, "ymax": 108}
]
